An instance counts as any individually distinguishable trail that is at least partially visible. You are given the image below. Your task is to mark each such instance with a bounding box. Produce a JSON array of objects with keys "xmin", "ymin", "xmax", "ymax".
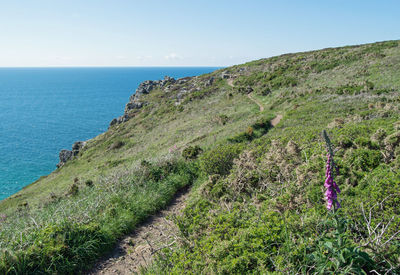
[
  {"xmin": 90, "ymin": 79, "xmax": 282, "ymax": 274},
  {"xmin": 227, "ymin": 78, "xmax": 282, "ymax": 120},
  {"xmin": 227, "ymin": 78, "xmax": 264, "ymax": 112},
  {"xmin": 88, "ymin": 187, "xmax": 190, "ymax": 275},
  {"xmin": 270, "ymin": 114, "xmax": 283, "ymax": 127},
  {"xmin": 247, "ymin": 93, "xmax": 264, "ymax": 112},
  {"xmin": 226, "ymin": 78, "xmax": 234, "ymax": 87}
]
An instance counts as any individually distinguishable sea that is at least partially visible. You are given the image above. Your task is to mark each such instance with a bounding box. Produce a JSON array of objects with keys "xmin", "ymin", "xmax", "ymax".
[{"xmin": 0, "ymin": 67, "xmax": 218, "ymax": 200}]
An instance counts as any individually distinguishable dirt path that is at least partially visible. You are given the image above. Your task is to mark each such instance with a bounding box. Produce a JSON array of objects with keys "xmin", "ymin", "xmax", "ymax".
[
  {"xmin": 226, "ymin": 78, "xmax": 234, "ymax": 87},
  {"xmin": 226, "ymin": 78, "xmax": 264, "ymax": 112},
  {"xmin": 88, "ymin": 187, "xmax": 190, "ymax": 275},
  {"xmin": 247, "ymin": 93, "xmax": 264, "ymax": 112},
  {"xmin": 226, "ymin": 77, "xmax": 281, "ymax": 123},
  {"xmin": 271, "ymin": 114, "xmax": 283, "ymax": 126}
]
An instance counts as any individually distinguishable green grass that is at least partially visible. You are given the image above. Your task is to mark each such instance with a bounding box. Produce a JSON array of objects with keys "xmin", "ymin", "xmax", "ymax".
[
  {"xmin": 1, "ymin": 40, "xmax": 400, "ymax": 274},
  {"xmin": 144, "ymin": 41, "xmax": 400, "ymax": 274},
  {"xmin": 0, "ymin": 159, "xmax": 197, "ymax": 273}
]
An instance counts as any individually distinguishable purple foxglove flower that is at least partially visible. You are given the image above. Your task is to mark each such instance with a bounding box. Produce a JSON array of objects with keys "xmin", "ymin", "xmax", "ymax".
[{"xmin": 324, "ymin": 153, "xmax": 340, "ymax": 210}]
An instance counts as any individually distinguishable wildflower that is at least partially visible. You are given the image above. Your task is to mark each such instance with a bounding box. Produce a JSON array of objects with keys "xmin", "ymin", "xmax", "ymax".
[
  {"xmin": 324, "ymin": 153, "xmax": 341, "ymax": 210},
  {"xmin": 169, "ymin": 144, "xmax": 178, "ymax": 153}
]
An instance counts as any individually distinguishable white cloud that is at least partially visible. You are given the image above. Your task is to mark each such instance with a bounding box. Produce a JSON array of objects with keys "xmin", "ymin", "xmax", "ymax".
[{"xmin": 164, "ymin": 53, "xmax": 182, "ymax": 60}]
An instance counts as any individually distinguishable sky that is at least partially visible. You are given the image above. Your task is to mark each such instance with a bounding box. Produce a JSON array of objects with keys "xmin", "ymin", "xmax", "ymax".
[{"xmin": 0, "ymin": 0, "xmax": 399, "ymax": 67}]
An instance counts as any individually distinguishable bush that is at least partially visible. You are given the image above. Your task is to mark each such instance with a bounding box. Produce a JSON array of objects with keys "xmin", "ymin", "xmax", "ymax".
[
  {"xmin": 246, "ymin": 126, "xmax": 254, "ymax": 137},
  {"xmin": 182, "ymin": 145, "xmax": 203, "ymax": 160},
  {"xmin": 154, "ymin": 204, "xmax": 285, "ymax": 274},
  {"xmin": 85, "ymin": 179, "xmax": 94, "ymax": 187},
  {"xmin": 228, "ymin": 118, "xmax": 272, "ymax": 143},
  {"xmin": 67, "ymin": 183, "xmax": 79, "ymax": 196},
  {"xmin": 343, "ymin": 148, "xmax": 381, "ymax": 172},
  {"xmin": 200, "ymin": 143, "xmax": 244, "ymax": 176}
]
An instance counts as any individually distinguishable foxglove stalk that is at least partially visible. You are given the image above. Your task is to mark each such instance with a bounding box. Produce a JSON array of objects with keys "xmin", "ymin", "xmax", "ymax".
[{"xmin": 324, "ymin": 153, "xmax": 340, "ymax": 210}]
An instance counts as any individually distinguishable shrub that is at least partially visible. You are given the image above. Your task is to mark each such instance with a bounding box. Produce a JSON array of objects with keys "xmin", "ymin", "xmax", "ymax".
[
  {"xmin": 85, "ymin": 179, "xmax": 94, "ymax": 187},
  {"xmin": 228, "ymin": 118, "xmax": 272, "ymax": 143},
  {"xmin": 371, "ymin": 128, "xmax": 387, "ymax": 145},
  {"xmin": 182, "ymin": 145, "xmax": 203, "ymax": 160},
  {"xmin": 246, "ymin": 126, "xmax": 254, "ymax": 136},
  {"xmin": 156, "ymin": 204, "xmax": 285, "ymax": 274},
  {"xmin": 200, "ymin": 143, "xmax": 244, "ymax": 176},
  {"xmin": 140, "ymin": 159, "xmax": 151, "ymax": 167},
  {"xmin": 337, "ymin": 135, "xmax": 353, "ymax": 149},
  {"xmin": 261, "ymin": 87, "xmax": 271, "ymax": 96},
  {"xmin": 67, "ymin": 183, "xmax": 79, "ymax": 196},
  {"xmin": 343, "ymin": 148, "xmax": 381, "ymax": 172}
]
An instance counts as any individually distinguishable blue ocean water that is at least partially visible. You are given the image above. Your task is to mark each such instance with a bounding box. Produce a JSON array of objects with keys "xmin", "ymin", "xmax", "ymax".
[{"xmin": 0, "ymin": 67, "xmax": 218, "ymax": 200}]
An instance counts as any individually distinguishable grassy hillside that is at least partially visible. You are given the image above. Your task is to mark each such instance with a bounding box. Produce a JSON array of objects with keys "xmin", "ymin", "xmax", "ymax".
[{"xmin": 1, "ymin": 40, "xmax": 400, "ymax": 274}]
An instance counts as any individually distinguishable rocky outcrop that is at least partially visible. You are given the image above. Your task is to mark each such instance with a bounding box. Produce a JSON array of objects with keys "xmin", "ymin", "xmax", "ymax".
[
  {"xmin": 221, "ymin": 72, "xmax": 231, "ymax": 79},
  {"xmin": 110, "ymin": 76, "xmax": 177, "ymax": 127},
  {"xmin": 57, "ymin": 141, "xmax": 87, "ymax": 168},
  {"xmin": 57, "ymin": 150, "xmax": 73, "ymax": 168},
  {"xmin": 205, "ymin": 77, "xmax": 214, "ymax": 87}
]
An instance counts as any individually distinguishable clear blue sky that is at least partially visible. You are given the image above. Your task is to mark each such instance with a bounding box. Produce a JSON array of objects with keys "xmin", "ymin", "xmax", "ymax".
[{"xmin": 1, "ymin": 0, "xmax": 399, "ymax": 67}]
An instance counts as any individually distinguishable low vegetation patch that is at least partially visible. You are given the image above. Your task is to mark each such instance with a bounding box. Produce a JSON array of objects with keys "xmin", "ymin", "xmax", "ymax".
[{"xmin": 0, "ymin": 159, "xmax": 198, "ymax": 274}]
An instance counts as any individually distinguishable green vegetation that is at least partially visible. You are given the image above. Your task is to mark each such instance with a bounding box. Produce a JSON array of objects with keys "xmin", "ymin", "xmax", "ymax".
[
  {"xmin": 181, "ymin": 145, "xmax": 203, "ymax": 160},
  {"xmin": 0, "ymin": 159, "xmax": 197, "ymax": 273},
  {"xmin": 1, "ymin": 40, "xmax": 400, "ymax": 273}
]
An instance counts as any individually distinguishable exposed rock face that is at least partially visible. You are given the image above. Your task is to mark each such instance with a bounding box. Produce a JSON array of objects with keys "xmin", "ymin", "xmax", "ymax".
[
  {"xmin": 57, "ymin": 141, "xmax": 87, "ymax": 168},
  {"xmin": 221, "ymin": 72, "xmax": 230, "ymax": 79},
  {"xmin": 176, "ymin": 77, "xmax": 191, "ymax": 84},
  {"xmin": 72, "ymin": 141, "xmax": 86, "ymax": 154},
  {"xmin": 57, "ymin": 150, "xmax": 73, "ymax": 168},
  {"xmin": 109, "ymin": 76, "xmax": 177, "ymax": 127},
  {"xmin": 205, "ymin": 77, "xmax": 214, "ymax": 87}
]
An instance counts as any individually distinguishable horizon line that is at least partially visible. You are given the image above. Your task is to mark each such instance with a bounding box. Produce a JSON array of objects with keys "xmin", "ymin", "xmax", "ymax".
[{"xmin": 0, "ymin": 65, "xmax": 227, "ymax": 69}]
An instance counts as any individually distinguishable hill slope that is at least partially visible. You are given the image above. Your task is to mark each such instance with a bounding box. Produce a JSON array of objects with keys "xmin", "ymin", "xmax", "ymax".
[{"xmin": 1, "ymin": 40, "xmax": 400, "ymax": 274}]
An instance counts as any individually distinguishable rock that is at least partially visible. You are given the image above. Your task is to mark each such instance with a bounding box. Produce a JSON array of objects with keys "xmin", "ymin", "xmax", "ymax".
[
  {"xmin": 221, "ymin": 72, "xmax": 230, "ymax": 79},
  {"xmin": 176, "ymin": 77, "xmax": 191, "ymax": 84},
  {"xmin": 72, "ymin": 141, "xmax": 86, "ymax": 156},
  {"xmin": 176, "ymin": 89, "xmax": 188, "ymax": 100},
  {"xmin": 125, "ymin": 101, "xmax": 143, "ymax": 112},
  {"xmin": 109, "ymin": 118, "xmax": 118, "ymax": 127},
  {"xmin": 205, "ymin": 77, "xmax": 214, "ymax": 86},
  {"xmin": 109, "ymin": 76, "xmax": 177, "ymax": 127},
  {"xmin": 57, "ymin": 150, "xmax": 73, "ymax": 168},
  {"xmin": 160, "ymin": 76, "xmax": 176, "ymax": 87},
  {"xmin": 57, "ymin": 141, "xmax": 86, "ymax": 168}
]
